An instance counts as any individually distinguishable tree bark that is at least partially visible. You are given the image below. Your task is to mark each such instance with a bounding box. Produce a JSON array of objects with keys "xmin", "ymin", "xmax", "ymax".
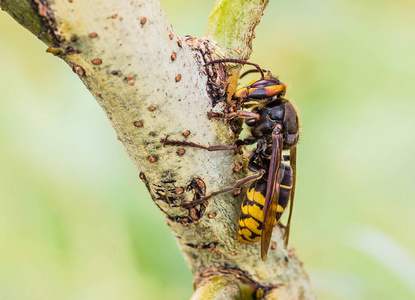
[{"xmin": 0, "ymin": 0, "xmax": 315, "ymax": 299}]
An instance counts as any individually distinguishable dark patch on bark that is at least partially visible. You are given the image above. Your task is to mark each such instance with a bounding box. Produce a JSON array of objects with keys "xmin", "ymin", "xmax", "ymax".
[
  {"xmin": 72, "ymin": 64, "xmax": 85, "ymax": 77},
  {"xmin": 149, "ymin": 177, "xmax": 208, "ymax": 226},
  {"xmin": 64, "ymin": 45, "xmax": 81, "ymax": 54},
  {"xmin": 185, "ymin": 241, "xmax": 218, "ymax": 250},
  {"xmin": 161, "ymin": 179, "xmax": 177, "ymax": 184},
  {"xmin": 183, "ymin": 36, "xmax": 243, "ymax": 135},
  {"xmin": 139, "ymin": 172, "xmax": 151, "ymax": 192},
  {"xmin": 30, "ymin": 0, "xmax": 63, "ymax": 45},
  {"xmin": 186, "ymin": 177, "xmax": 206, "ymax": 199},
  {"xmin": 182, "ymin": 36, "xmax": 227, "ymax": 106},
  {"xmin": 152, "ymin": 184, "xmax": 181, "ymax": 205}
]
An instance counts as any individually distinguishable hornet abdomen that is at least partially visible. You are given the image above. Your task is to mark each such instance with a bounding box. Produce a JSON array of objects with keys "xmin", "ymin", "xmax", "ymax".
[{"xmin": 238, "ymin": 163, "xmax": 293, "ymax": 243}]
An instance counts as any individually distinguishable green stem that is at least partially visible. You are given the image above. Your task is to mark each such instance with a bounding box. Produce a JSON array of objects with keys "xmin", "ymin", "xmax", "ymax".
[
  {"xmin": 205, "ymin": 0, "xmax": 269, "ymax": 60},
  {"xmin": 191, "ymin": 276, "xmax": 256, "ymax": 300}
]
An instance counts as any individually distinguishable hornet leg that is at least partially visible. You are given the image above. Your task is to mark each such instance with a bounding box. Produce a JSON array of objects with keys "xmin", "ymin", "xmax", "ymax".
[
  {"xmin": 208, "ymin": 110, "xmax": 260, "ymax": 121},
  {"xmin": 161, "ymin": 136, "xmax": 256, "ymax": 152},
  {"xmin": 181, "ymin": 169, "xmax": 266, "ymax": 208}
]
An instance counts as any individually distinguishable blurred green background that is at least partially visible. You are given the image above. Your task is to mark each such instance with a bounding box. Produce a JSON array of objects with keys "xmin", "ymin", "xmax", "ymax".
[{"xmin": 1, "ymin": 0, "xmax": 414, "ymax": 299}]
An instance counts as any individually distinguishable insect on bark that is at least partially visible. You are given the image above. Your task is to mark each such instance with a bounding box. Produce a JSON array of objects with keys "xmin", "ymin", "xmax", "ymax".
[{"xmin": 162, "ymin": 59, "xmax": 299, "ymax": 261}]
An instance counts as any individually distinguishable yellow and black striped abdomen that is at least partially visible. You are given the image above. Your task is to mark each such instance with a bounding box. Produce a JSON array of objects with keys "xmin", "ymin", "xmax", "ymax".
[
  {"xmin": 238, "ymin": 179, "xmax": 267, "ymax": 243},
  {"xmin": 238, "ymin": 163, "xmax": 293, "ymax": 244}
]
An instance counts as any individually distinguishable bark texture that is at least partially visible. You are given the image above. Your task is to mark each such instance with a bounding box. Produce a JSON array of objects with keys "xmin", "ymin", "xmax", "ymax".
[{"xmin": 0, "ymin": 0, "xmax": 315, "ymax": 299}]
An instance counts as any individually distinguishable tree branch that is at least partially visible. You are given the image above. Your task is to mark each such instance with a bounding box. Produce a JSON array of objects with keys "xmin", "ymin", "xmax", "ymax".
[
  {"xmin": 206, "ymin": 0, "xmax": 269, "ymax": 60},
  {"xmin": 1, "ymin": 0, "xmax": 315, "ymax": 299}
]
